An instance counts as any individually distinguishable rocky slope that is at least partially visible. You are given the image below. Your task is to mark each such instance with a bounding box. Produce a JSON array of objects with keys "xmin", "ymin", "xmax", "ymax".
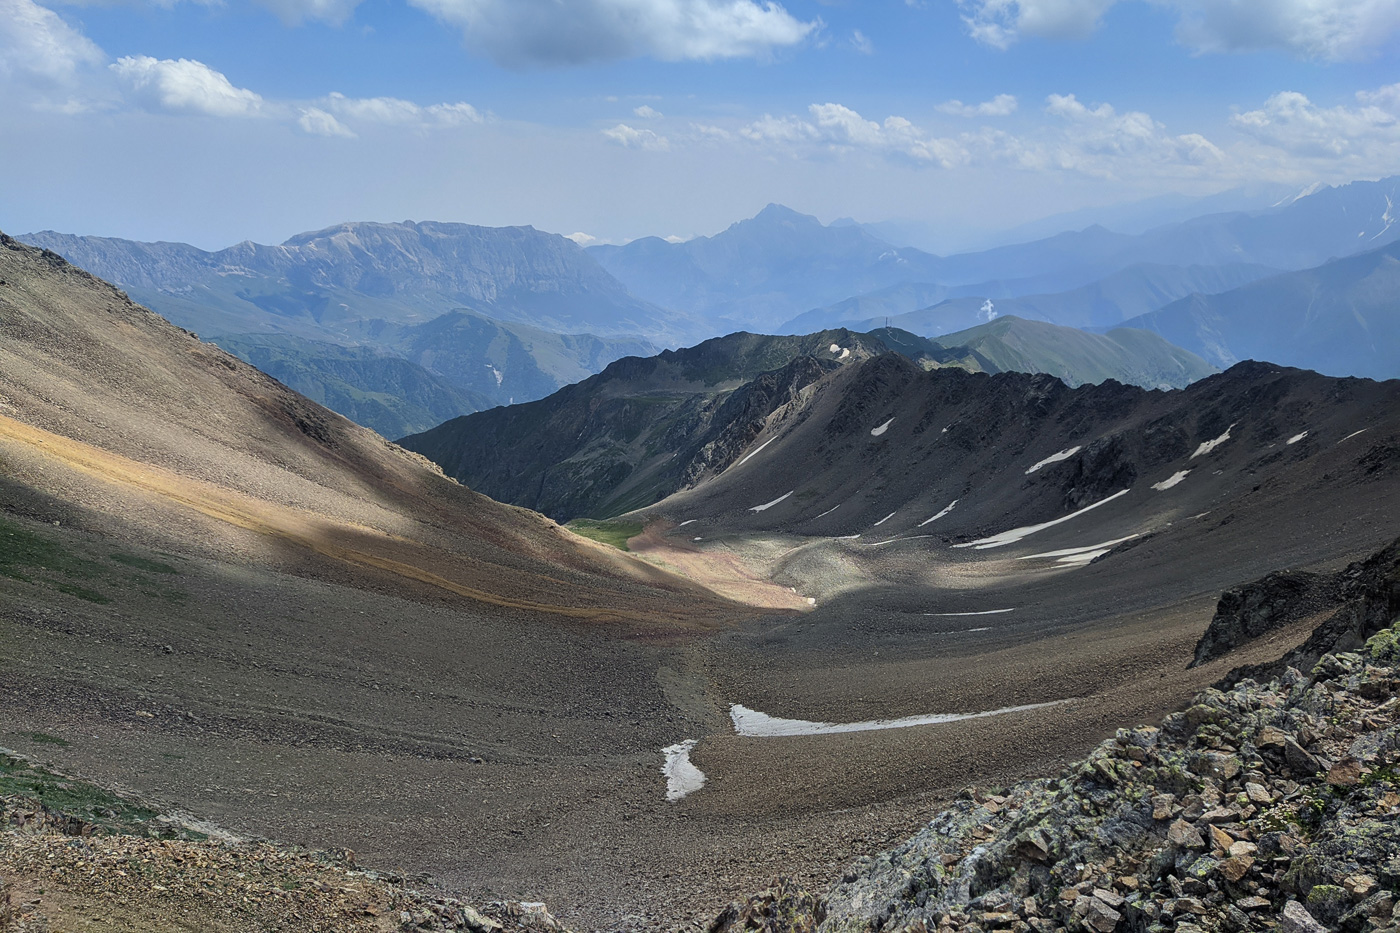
[{"xmin": 712, "ymin": 538, "xmax": 1400, "ymax": 933}]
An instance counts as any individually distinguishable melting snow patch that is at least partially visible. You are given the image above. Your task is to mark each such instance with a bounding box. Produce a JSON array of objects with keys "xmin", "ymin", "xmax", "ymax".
[
  {"xmin": 872, "ymin": 511, "xmax": 896, "ymax": 527},
  {"xmin": 839, "ymin": 348, "xmax": 851, "ymax": 360},
  {"xmin": 677, "ymin": 519, "xmax": 697, "ymax": 527},
  {"xmin": 729, "ymin": 700, "xmax": 1070, "ymax": 737},
  {"xmin": 1025, "ymin": 446, "xmax": 1082, "ymax": 475},
  {"xmin": 952, "ymin": 490, "xmax": 1131, "ymax": 550},
  {"xmin": 807, "ymin": 597, "xmax": 816, "ymax": 606},
  {"xmin": 1019, "ymin": 535, "xmax": 1138, "ymax": 567},
  {"xmin": 919, "ymin": 500, "xmax": 958, "ymax": 527},
  {"xmin": 662, "ymin": 741, "xmax": 706, "ymax": 801},
  {"xmin": 732, "ymin": 437, "xmax": 775, "ymax": 470},
  {"xmin": 925, "ymin": 609, "xmax": 1015, "ymax": 617},
  {"xmin": 871, "ymin": 418, "xmax": 894, "ymax": 437},
  {"xmin": 1191, "ymin": 424, "xmax": 1236, "ymax": 459},
  {"xmin": 835, "ymin": 534, "xmax": 862, "ymax": 540},
  {"xmin": 814, "ymin": 504, "xmax": 841, "ymax": 519},
  {"xmin": 1340, "ymin": 430, "xmax": 1368, "ymax": 444},
  {"xmin": 1152, "ymin": 471, "xmax": 1191, "ymax": 491},
  {"xmin": 1288, "ymin": 431, "xmax": 1308, "ymax": 445},
  {"xmin": 750, "ymin": 491, "xmax": 794, "ymax": 512},
  {"xmin": 829, "ymin": 344, "xmax": 841, "ymax": 353},
  {"xmin": 863, "ymin": 535, "xmax": 936, "ymax": 548}
]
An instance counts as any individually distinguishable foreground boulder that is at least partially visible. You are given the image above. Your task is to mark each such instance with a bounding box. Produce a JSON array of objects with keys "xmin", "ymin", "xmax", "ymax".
[{"xmin": 714, "ymin": 619, "xmax": 1400, "ymax": 933}]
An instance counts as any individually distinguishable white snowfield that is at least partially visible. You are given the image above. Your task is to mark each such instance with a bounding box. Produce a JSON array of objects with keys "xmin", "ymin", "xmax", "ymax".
[
  {"xmin": 1152, "ymin": 470, "xmax": 1191, "ymax": 491},
  {"xmin": 661, "ymin": 740, "xmax": 706, "ymax": 801},
  {"xmin": 871, "ymin": 418, "xmax": 894, "ymax": 437},
  {"xmin": 1192, "ymin": 424, "xmax": 1236, "ymax": 458},
  {"xmin": 677, "ymin": 519, "xmax": 697, "ymax": 527},
  {"xmin": 863, "ymin": 534, "xmax": 936, "ymax": 548},
  {"xmin": 729, "ymin": 700, "xmax": 1070, "ymax": 737},
  {"xmin": 750, "ymin": 491, "xmax": 794, "ymax": 512},
  {"xmin": 1288, "ymin": 431, "xmax": 1308, "ymax": 445},
  {"xmin": 1025, "ymin": 446, "xmax": 1081, "ymax": 475},
  {"xmin": 919, "ymin": 500, "xmax": 958, "ymax": 526},
  {"xmin": 829, "ymin": 344, "xmax": 841, "ymax": 353},
  {"xmin": 814, "ymin": 504, "xmax": 841, "ymax": 519},
  {"xmin": 1340, "ymin": 429, "xmax": 1368, "ymax": 444},
  {"xmin": 925, "ymin": 608, "xmax": 1015, "ymax": 617},
  {"xmin": 1020, "ymin": 534, "xmax": 1139, "ymax": 567},
  {"xmin": 731, "ymin": 437, "xmax": 775, "ymax": 469},
  {"xmin": 952, "ymin": 489, "xmax": 1132, "ymax": 550},
  {"xmin": 872, "ymin": 511, "xmax": 896, "ymax": 527},
  {"xmin": 839, "ymin": 348, "xmax": 851, "ymax": 360}
]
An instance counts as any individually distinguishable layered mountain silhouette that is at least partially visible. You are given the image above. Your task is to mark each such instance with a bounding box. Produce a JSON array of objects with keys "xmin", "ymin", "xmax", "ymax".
[
  {"xmin": 1123, "ymin": 238, "xmax": 1400, "ymax": 380},
  {"xmin": 595, "ymin": 177, "xmax": 1400, "ymax": 333}
]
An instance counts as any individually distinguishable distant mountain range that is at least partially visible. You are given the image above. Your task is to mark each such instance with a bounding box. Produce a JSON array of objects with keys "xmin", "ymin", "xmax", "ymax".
[
  {"xmin": 1122, "ymin": 238, "xmax": 1400, "ymax": 380},
  {"xmin": 594, "ymin": 176, "xmax": 1400, "ymax": 333},
  {"xmin": 402, "ymin": 320, "xmax": 1217, "ymax": 521}
]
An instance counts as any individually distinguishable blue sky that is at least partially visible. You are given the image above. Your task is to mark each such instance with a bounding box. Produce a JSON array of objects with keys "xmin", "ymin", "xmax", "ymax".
[{"xmin": 3, "ymin": 0, "xmax": 1399, "ymax": 249}]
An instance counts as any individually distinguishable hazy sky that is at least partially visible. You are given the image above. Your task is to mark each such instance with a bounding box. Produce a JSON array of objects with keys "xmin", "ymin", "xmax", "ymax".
[{"xmin": 3, "ymin": 0, "xmax": 1399, "ymax": 249}]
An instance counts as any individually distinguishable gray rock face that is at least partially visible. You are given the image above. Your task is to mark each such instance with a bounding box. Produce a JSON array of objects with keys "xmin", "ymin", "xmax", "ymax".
[{"xmin": 1191, "ymin": 570, "xmax": 1341, "ymax": 666}]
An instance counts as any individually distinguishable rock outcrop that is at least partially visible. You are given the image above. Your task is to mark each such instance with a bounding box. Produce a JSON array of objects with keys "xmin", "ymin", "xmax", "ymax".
[{"xmin": 712, "ymin": 554, "xmax": 1400, "ymax": 933}]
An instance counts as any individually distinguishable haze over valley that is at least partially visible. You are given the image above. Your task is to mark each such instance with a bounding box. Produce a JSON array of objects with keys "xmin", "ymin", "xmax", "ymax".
[{"xmin": 4, "ymin": 2, "xmax": 1400, "ymax": 931}]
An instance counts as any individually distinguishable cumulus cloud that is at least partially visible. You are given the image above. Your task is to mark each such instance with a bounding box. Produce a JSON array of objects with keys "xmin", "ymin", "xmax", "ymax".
[
  {"xmin": 110, "ymin": 55, "xmax": 262, "ymax": 117},
  {"xmin": 0, "ymin": 0, "xmax": 105, "ymax": 83},
  {"xmin": 1231, "ymin": 85, "xmax": 1400, "ymax": 161},
  {"xmin": 322, "ymin": 91, "xmax": 483, "ymax": 127},
  {"xmin": 633, "ymin": 104, "xmax": 662, "ymax": 118},
  {"xmin": 936, "ymin": 94, "xmax": 1018, "ymax": 117},
  {"xmin": 1042, "ymin": 92, "xmax": 1222, "ymax": 174},
  {"xmin": 298, "ymin": 106, "xmax": 355, "ymax": 137},
  {"xmin": 404, "ymin": 0, "xmax": 819, "ymax": 66},
  {"xmin": 603, "ymin": 122, "xmax": 671, "ymax": 150},
  {"xmin": 959, "ymin": 0, "xmax": 1400, "ymax": 60}
]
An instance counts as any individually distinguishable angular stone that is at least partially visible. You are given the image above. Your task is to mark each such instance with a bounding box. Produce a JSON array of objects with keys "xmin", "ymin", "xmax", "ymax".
[
  {"xmin": 1236, "ymin": 896, "xmax": 1270, "ymax": 910},
  {"xmin": 1327, "ymin": 758, "xmax": 1364, "ymax": 787},
  {"xmin": 1228, "ymin": 841, "xmax": 1258, "ymax": 858},
  {"xmin": 1209, "ymin": 825, "xmax": 1234, "ymax": 852},
  {"xmin": 1092, "ymin": 888, "xmax": 1124, "ymax": 909},
  {"xmin": 1279, "ymin": 899, "xmax": 1328, "ymax": 933},
  {"xmin": 1151, "ymin": 794, "xmax": 1176, "ymax": 820},
  {"xmin": 1258, "ymin": 726, "xmax": 1289, "ymax": 747},
  {"xmin": 1168, "ymin": 819, "xmax": 1206, "ymax": 849},
  {"xmin": 1245, "ymin": 782, "xmax": 1273, "ymax": 804},
  {"xmin": 1284, "ymin": 738, "xmax": 1322, "ymax": 775},
  {"xmin": 1220, "ymin": 856, "xmax": 1254, "ymax": 882},
  {"xmin": 1084, "ymin": 898, "xmax": 1121, "ymax": 933}
]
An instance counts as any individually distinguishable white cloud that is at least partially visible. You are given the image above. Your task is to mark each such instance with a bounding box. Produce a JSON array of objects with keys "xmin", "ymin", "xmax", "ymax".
[
  {"xmin": 633, "ymin": 104, "xmax": 662, "ymax": 118},
  {"xmin": 959, "ymin": 0, "xmax": 1400, "ymax": 60},
  {"xmin": 937, "ymin": 94, "xmax": 1019, "ymax": 117},
  {"xmin": 565, "ymin": 231, "xmax": 597, "ymax": 245},
  {"xmin": 404, "ymin": 0, "xmax": 819, "ymax": 66},
  {"xmin": 298, "ymin": 106, "xmax": 355, "ymax": 137},
  {"xmin": 1231, "ymin": 86, "xmax": 1400, "ymax": 161},
  {"xmin": 1042, "ymin": 93, "xmax": 1222, "ymax": 174},
  {"xmin": 603, "ymin": 122, "xmax": 671, "ymax": 150},
  {"xmin": 851, "ymin": 29, "xmax": 873, "ymax": 53},
  {"xmin": 322, "ymin": 92, "xmax": 483, "ymax": 127},
  {"xmin": 110, "ymin": 55, "xmax": 262, "ymax": 117},
  {"xmin": 0, "ymin": 0, "xmax": 104, "ymax": 83}
]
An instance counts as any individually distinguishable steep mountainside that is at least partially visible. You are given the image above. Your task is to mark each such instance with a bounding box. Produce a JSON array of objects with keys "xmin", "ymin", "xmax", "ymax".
[
  {"xmin": 928, "ymin": 316, "xmax": 1219, "ymax": 389},
  {"xmin": 211, "ymin": 334, "xmax": 494, "ymax": 438},
  {"xmin": 21, "ymin": 221, "xmax": 689, "ymax": 342},
  {"xmin": 399, "ymin": 330, "xmax": 890, "ymax": 520},
  {"xmin": 1122, "ymin": 239, "xmax": 1400, "ymax": 380}
]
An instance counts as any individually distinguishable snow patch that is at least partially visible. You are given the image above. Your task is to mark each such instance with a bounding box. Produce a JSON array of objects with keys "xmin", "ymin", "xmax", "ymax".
[
  {"xmin": 1152, "ymin": 470, "xmax": 1191, "ymax": 491},
  {"xmin": 829, "ymin": 343, "xmax": 841, "ymax": 353},
  {"xmin": 814, "ymin": 504, "xmax": 841, "ymax": 519},
  {"xmin": 731, "ymin": 437, "xmax": 775, "ymax": 470},
  {"xmin": 1339, "ymin": 429, "xmax": 1368, "ymax": 444},
  {"xmin": 677, "ymin": 519, "xmax": 696, "ymax": 527},
  {"xmin": 871, "ymin": 418, "xmax": 894, "ymax": 437},
  {"xmin": 839, "ymin": 348, "xmax": 851, "ymax": 360},
  {"xmin": 919, "ymin": 500, "xmax": 958, "ymax": 527},
  {"xmin": 925, "ymin": 609, "xmax": 1015, "ymax": 617},
  {"xmin": 872, "ymin": 511, "xmax": 896, "ymax": 527},
  {"xmin": 729, "ymin": 700, "xmax": 1070, "ymax": 737},
  {"xmin": 1019, "ymin": 535, "xmax": 1138, "ymax": 567},
  {"xmin": 661, "ymin": 741, "xmax": 706, "ymax": 801},
  {"xmin": 863, "ymin": 535, "xmax": 936, "ymax": 548},
  {"xmin": 952, "ymin": 489, "xmax": 1131, "ymax": 550},
  {"xmin": 750, "ymin": 491, "xmax": 794, "ymax": 512},
  {"xmin": 1191, "ymin": 424, "xmax": 1236, "ymax": 458},
  {"xmin": 1025, "ymin": 446, "xmax": 1081, "ymax": 475},
  {"xmin": 1288, "ymin": 431, "xmax": 1308, "ymax": 445}
]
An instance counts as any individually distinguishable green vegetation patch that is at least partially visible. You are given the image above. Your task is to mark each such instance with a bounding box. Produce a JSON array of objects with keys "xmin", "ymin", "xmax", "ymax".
[
  {"xmin": 566, "ymin": 518, "xmax": 645, "ymax": 551},
  {"xmin": 0, "ymin": 515, "xmax": 187, "ymax": 604},
  {"xmin": 0, "ymin": 753, "xmax": 204, "ymax": 840},
  {"xmin": 110, "ymin": 552, "xmax": 180, "ymax": 575}
]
